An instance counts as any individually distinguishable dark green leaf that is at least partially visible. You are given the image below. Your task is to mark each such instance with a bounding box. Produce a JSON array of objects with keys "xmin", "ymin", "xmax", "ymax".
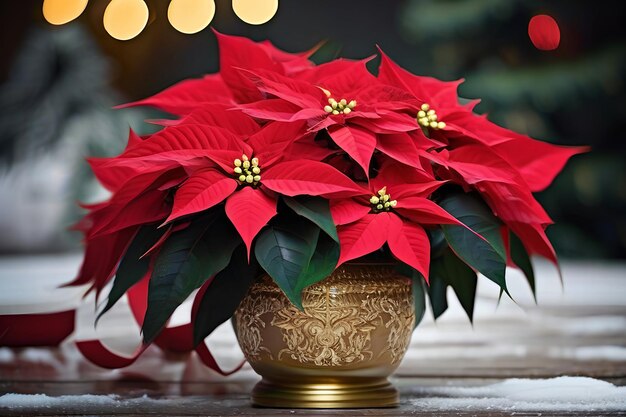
[
  {"xmin": 427, "ymin": 270, "xmax": 448, "ymax": 319},
  {"xmin": 284, "ymin": 196, "xmax": 339, "ymax": 242},
  {"xmin": 142, "ymin": 215, "xmax": 240, "ymax": 344},
  {"xmin": 411, "ymin": 274, "xmax": 427, "ymax": 328},
  {"xmin": 395, "ymin": 264, "xmax": 427, "ymax": 328},
  {"xmin": 193, "ymin": 245, "xmax": 258, "ymax": 346},
  {"xmin": 97, "ymin": 225, "xmax": 166, "ymax": 323},
  {"xmin": 295, "ymin": 233, "xmax": 340, "ymax": 294},
  {"xmin": 254, "ymin": 216, "xmax": 320, "ymax": 310},
  {"xmin": 432, "ymin": 249, "xmax": 478, "ymax": 322},
  {"xmin": 440, "ymin": 193, "xmax": 507, "ymax": 293},
  {"xmin": 510, "ymin": 232, "xmax": 536, "ymax": 301}
]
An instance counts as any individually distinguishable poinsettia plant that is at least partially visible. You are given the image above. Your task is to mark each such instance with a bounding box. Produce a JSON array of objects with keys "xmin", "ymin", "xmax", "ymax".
[{"xmin": 70, "ymin": 32, "xmax": 585, "ymax": 350}]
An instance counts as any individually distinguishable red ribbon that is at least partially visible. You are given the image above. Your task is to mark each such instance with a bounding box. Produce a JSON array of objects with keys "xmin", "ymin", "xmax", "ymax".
[
  {"xmin": 0, "ymin": 310, "xmax": 75, "ymax": 347},
  {"xmin": 76, "ymin": 274, "xmax": 245, "ymax": 375}
]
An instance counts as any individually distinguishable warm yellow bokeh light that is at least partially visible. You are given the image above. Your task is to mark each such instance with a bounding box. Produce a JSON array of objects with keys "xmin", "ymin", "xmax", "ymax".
[
  {"xmin": 232, "ymin": 0, "xmax": 278, "ymax": 25},
  {"xmin": 42, "ymin": 0, "xmax": 89, "ymax": 25},
  {"xmin": 103, "ymin": 0, "xmax": 149, "ymax": 41},
  {"xmin": 168, "ymin": 0, "xmax": 215, "ymax": 34}
]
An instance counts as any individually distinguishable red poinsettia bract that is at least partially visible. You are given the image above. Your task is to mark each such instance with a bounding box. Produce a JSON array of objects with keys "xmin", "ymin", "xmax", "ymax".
[{"xmin": 69, "ymin": 32, "xmax": 585, "ymax": 363}]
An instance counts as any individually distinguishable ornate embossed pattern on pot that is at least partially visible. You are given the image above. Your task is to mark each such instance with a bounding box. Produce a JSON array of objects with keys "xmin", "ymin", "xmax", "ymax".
[{"xmin": 233, "ymin": 264, "xmax": 415, "ymax": 408}]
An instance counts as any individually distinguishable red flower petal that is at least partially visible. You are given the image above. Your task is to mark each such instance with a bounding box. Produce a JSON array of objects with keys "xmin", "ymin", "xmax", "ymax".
[
  {"xmin": 352, "ymin": 111, "xmax": 417, "ymax": 134},
  {"xmin": 238, "ymin": 68, "xmax": 325, "ymax": 109},
  {"xmin": 262, "ymin": 160, "xmax": 365, "ymax": 198},
  {"xmin": 176, "ymin": 104, "xmax": 260, "ymax": 139},
  {"xmin": 330, "ymin": 199, "xmax": 371, "ymax": 225},
  {"xmin": 225, "ymin": 187, "xmax": 277, "ymax": 259},
  {"xmin": 509, "ymin": 221, "xmax": 557, "ymax": 264},
  {"xmin": 476, "ymin": 181, "xmax": 552, "ymax": 225},
  {"xmin": 429, "ymin": 146, "xmax": 519, "ymax": 185},
  {"xmin": 387, "ymin": 216, "xmax": 430, "ymax": 280},
  {"xmin": 327, "ymin": 125, "xmax": 377, "ymax": 175},
  {"xmin": 337, "ymin": 213, "xmax": 391, "ymax": 266},
  {"xmin": 215, "ymin": 31, "xmax": 282, "ymax": 103},
  {"xmin": 395, "ymin": 197, "xmax": 460, "ymax": 225},
  {"xmin": 67, "ymin": 227, "xmax": 138, "ymax": 291},
  {"xmin": 238, "ymin": 99, "xmax": 309, "ymax": 122},
  {"xmin": 492, "ymin": 139, "xmax": 588, "ymax": 192},
  {"xmin": 116, "ymin": 75, "xmax": 231, "ymax": 115},
  {"xmin": 166, "ymin": 170, "xmax": 238, "ymax": 224},
  {"xmin": 377, "ymin": 48, "xmax": 463, "ymax": 109},
  {"xmin": 247, "ymin": 121, "xmax": 308, "ymax": 166}
]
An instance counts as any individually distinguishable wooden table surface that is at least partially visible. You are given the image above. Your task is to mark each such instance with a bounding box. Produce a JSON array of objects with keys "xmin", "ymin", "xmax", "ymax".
[{"xmin": 1, "ymin": 256, "xmax": 625, "ymax": 416}]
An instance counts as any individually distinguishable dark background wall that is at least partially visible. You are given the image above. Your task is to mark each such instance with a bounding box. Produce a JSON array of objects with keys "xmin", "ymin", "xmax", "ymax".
[{"xmin": 1, "ymin": 0, "xmax": 624, "ymax": 258}]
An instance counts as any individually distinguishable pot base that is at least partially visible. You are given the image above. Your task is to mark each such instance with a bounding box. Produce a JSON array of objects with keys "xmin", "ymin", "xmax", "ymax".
[{"xmin": 251, "ymin": 378, "xmax": 399, "ymax": 408}]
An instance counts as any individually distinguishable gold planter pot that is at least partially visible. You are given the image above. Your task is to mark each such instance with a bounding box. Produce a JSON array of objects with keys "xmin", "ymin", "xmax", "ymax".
[{"xmin": 233, "ymin": 264, "xmax": 415, "ymax": 408}]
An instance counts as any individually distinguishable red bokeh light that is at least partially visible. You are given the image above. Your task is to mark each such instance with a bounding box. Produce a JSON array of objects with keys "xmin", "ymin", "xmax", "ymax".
[{"xmin": 528, "ymin": 14, "xmax": 560, "ymax": 51}]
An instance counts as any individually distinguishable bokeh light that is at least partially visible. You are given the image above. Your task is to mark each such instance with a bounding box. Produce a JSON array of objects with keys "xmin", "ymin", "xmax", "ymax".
[
  {"xmin": 42, "ymin": 0, "xmax": 89, "ymax": 25},
  {"xmin": 528, "ymin": 14, "xmax": 561, "ymax": 51},
  {"xmin": 168, "ymin": 0, "xmax": 215, "ymax": 34},
  {"xmin": 103, "ymin": 0, "xmax": 149, "ymax": 41},
  {"xmin": 232, "ymin": 0, "xmax": 278, "ymax": 25}
]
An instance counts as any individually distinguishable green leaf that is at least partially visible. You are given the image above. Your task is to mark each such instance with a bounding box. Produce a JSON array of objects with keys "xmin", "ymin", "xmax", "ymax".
[
  {"xmin": 142, "ymin": 215, "xmax": 240, "ymax": 344},
  {"xmin": 440, "ymin": 193, "xmax": 507, "ymax": 292},
  {"xmin": 193, "ymin": 245, "xmax": 258, "ymax": 346},
  {"xmin": 254, "ymin": 216, "xmax": 320, "ymax": 310},
  {"xmin": 432, "ymin": 249, "xmax": 478, "ymax": 322},
  {"xmin": 395, "ymin": 264, "xmax": 427, "ymax": 328},
  {"xmin": 427, "ymin": 269, "xmax": 448, "ymax": 319},
  {"xmin": 411, "ymin": 274, "xmax": 427, "ymax": 328},
  {"xmin": 510, "ymin": 232, "xmax": 536, "ymax": 301},
  {"xmin": 97, "ymin": 225, "xmax": 166, "ymax": 323},
  {"xmin": 295, "ymin": 233, "xmax": 340, "ymax": 294},
  {"xmin": 284, "ymin": 196, "xmax": 339, "ymax": 242}
]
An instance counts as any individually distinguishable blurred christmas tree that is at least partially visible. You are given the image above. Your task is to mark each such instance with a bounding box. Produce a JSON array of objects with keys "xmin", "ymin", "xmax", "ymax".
[{"xmin": 398, "ymin": 0, "xmax": 626, "ymax": 258}]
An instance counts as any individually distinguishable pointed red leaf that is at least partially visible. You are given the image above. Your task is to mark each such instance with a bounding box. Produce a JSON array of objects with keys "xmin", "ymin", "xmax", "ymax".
[
  {"xmin": 387, "ymin": 216, "xmax": 430, "ymax": 280},
  {"xmin": 492, "ymin": 139, "xmax": 587, "ymax": 192},
  {"xmin": 247, "ymin": 121, "xmax": 307, "ymax": 166},
  {"xmin": 238, "ymin": 99, "xmax": 308, "ymax": 122},
  {"xmin": 89, "ymin": 190, "xmax": 170, "ymax": 239},
  {"xmin": 509, "ymin": 222, "xmax": 557, "ymax": 264},
  {"xmin": 216, "ymin": 32, "xmax": 279, "ymax": 103},
  {"xmin": 315, "ymin": 59, "xmax": 377, "ymax": 96},
  {"xmin": 378, "ymin": 49, "xmax": 462, "ymax": 109},
  {"xmin": 476, "ymin": 181, "xmax": 552, "ymax": 225},
  {"xmin": 225, "ymin": 187, "xmax": 277, "ymax": 258},
  {"xmin": 352, "ymin": 111, "xmax": 417, "ymax": 134},
  {"xmin": 120, "ymin": 124, "xmax": 249, "ymax": 160},
  {"xmin": 327, "ymin": 125, "xmax": 376, "ymax": 175},
  {"xmin": 116, "ymin": 75, "xmax": 231, "ymax": 115},
  {"xmin": 395, "ymin": 197, "xmax": 461, "ymax": 225},
  {"xmin": 238, "ymin": 68, "xmax": 324, "ymax": 109},
  {"xmin": 376, "ymin": 132, "xmax": 422, "ymax": 167},
  {"xmin": 337, "ymin": 213, "xmax": 391, "ymax": 266},
  {"xmin": 177, "ymin": 104, "xmax": 260, "ymax": 138},
  {"xmin": 372, "ymin": 160, "xmax": 438, "ymax": 189},
  {"xmin": 87, "ymin": 169, "xmax": 184, "ymax": 238},
  {"xmin": 429, "ymin": 146, "xmax": 518, "ymax": 185},
  {"xmin": 166, "ymin": 170, "xmax": 237, "ymax": 224},
  {"xmin": 262, "ymin": 160, "xmax": 365, "ymax": 198},
  {"xmin": 330, "ymin": 199, "xmax": 371, "ymax": 225},
  {"xmin": 67, "ymin": 227, "xmax": 138, "ymax": 290}
]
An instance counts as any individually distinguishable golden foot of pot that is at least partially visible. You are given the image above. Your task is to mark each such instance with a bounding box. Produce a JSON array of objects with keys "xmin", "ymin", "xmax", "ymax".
[{"xmin": 251, "ymin": 378, "xmax": 399, "ymax": 409}]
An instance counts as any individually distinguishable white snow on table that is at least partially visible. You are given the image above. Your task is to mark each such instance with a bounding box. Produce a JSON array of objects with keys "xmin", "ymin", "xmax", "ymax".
[
  {"xmin": 1, "ymin": 377, "xmax": 624, "ymax": 412},
  {"xmin": 410, "ymin": 377, "xmax": 626, "ymax": 412}
]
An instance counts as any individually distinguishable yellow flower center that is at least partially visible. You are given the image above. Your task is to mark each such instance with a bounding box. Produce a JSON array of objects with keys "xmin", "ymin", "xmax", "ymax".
[
  {"xmin": 370, "ymin": 186, "xmax": 397, "ymax": 213},
  {"xmin": 234, "ymin": 154, "xmax": 261, "ymax": 186},
  {"xmin": 417, "ymin": 103, "xmax": 446, "ymax": 130},
  {"xmin": 322, "ymin": 88, "xmax": 356, "ymax": 115}
]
